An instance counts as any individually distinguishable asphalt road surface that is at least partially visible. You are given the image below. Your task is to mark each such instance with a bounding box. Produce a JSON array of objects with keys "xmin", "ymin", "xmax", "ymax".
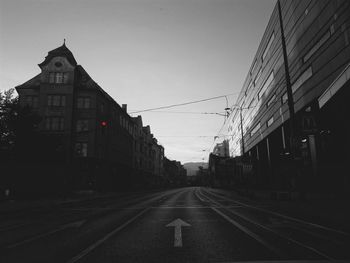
[{"xmin": 0, "ymin": 187, "xmax": 349, "ymax": 262}]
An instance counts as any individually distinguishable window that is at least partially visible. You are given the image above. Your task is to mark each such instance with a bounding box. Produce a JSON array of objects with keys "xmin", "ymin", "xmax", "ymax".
[
  {"xmin": 63, "ymin": 73, "xmax": 68, "ymax": 83},
  {"xmin": 251, "ymin": 59, "xmax": 257, "ymax": 73},
  {"xmin": 56, "ymin": 73, "xmax": 63, "ymax": 83},
  {"xmin": 100, "ymin": 103, "xmax": 105, "ymax": 113},
  {"xmin": 76, "ymin": 120, "xmax": 89, "ymax": 132},
  {"xmin": 48, "ymin": 95, "xmax": 66, "ymax": 107},
  {"xmin": 266, "ymin": 94, "xmax": 276, "ymax": 108},
  {"xmin": 292, "ymin": 66, "xmax": 313, "ymax": 93},
  {"xmin": 25, "ymin": 96, "xmax": 39, "ymax": 108},
  {"xmin": 258, "ymin": 71, "xmax": 274, "ymax": 99},
  {"xmin": 49, "ymin": 73, "xmax": 55, "ymax": 83},
  {"xmin": 248, "ymin": 97, "xmax": 255, "ymax": 108},
  {"xmin": 303, "ymin": 30, "xmax": 330, "ymax": 63},
  {"xmin": 281, "ymin": 92, "xmax": 288, "ymax": 104},
  {"xmin": 254, "ymin": 67, "xmax": 262, "ymax": 86},
  {"xmin": 75, "ymin": 142, "xmax": 88, "ymax": 157},
  {"xmin": 267, "ymin": 116, "xmax": 274, "ymax": 127},
  {"xmin": 77, "ymin": 97, "xmax": 91, "ymax": 109},
  {"xmin": 262, "ymin": 32, "xmax": 275, "ymax": 60},
  {"xmin": 49, "ymin": 72, "xmax": 68, "ymax": 84},
  {"xmin": 250, "ymin": 123, "xmax": 260, "ymax": 137},
  {"xmin": 245, "ymin": 80, "xmax": 253, "ymax": 96},
  {"xmin": 45, "ymin": 117, "xmax": 64, "ymax": 131}
]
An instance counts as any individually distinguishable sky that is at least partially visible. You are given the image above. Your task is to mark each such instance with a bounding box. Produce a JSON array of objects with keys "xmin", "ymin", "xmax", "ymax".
[{"xmin": 0, "ymin": 0, "xmax": 276, "ymax": 163}]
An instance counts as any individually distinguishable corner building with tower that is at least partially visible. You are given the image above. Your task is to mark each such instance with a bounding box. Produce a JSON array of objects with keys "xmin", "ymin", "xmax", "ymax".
[{"xmin": 227, "ymin": 0, "xmax": 350, "ymax": 193}]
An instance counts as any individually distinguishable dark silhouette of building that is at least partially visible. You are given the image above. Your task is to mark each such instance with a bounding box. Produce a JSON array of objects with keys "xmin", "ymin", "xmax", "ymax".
[
  {"xmin": 163, "ymin": 157, "xmax": 187, "ymax": 187},
  {"xmin": 14, "ymin": 42, "xmax": 164, "ymax": 192}
]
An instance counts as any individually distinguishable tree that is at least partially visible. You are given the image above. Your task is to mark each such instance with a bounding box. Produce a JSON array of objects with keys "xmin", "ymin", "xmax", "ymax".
[
  {"xmin": 1, "ymin": 89, "xmax": 68, "ymax": 197},
  {"xmin": 0, "ymin": 89, "xmax": 42, "ymax": 161}
]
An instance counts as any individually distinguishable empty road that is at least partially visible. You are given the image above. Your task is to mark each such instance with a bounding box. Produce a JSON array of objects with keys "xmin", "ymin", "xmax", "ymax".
[{"xmin": 1, "ymin": 187, "xmax": 349, "ymax": 262}]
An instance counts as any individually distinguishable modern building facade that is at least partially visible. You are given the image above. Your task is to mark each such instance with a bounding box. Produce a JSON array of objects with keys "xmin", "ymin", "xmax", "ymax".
[
  {"xmin": 15, "ymin": 43, "xmax": 165, "ymax": 191},
  {"xmin": 227, "ymin": 0, "xmax": 350, "ymax": 192}
]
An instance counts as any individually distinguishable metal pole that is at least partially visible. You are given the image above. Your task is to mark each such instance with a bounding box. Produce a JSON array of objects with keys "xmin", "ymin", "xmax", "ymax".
[
  {"xmin": 240, "ymin": 107, "xmax": 245, "ymax": 155},
  {"xmin": 277, "ymin": 0, "xmax": 297, "ymax": 156}
]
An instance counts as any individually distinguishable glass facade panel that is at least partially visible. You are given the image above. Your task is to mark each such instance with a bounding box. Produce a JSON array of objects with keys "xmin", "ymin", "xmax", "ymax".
[
  {"xmin": 292, "ymin": 66, "xmax": 313, "ymax": 93},
  {"xmin": 267, "ymin": 116, "xmax": 274, "ymax": 127},
  {"xmin": 258, "ymin": 71, "xmax": 274, "ymax": 99},
  {"xmin": 281, "ymin": 92, "xmax": 288, "ymax": 104},
  {"xmin": 262, "ymin": 32, "xmax": 275, "ymax": 60},
  {"xmin": 250, "ymin": 123, "xmax": 261, "ymax": 137},
  {"xmin": 266, "ymin": 94, "xmax": 276, "ymax": 108},
  {"xmin": 303, "ymin": 30, "xmax": 331, "ymax": 63},
  {"xmin": 254, "ymin": 68, "xmax": 262, "ymax": 86}
]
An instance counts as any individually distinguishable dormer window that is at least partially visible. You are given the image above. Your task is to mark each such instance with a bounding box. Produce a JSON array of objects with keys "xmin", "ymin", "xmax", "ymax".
[{"xmin": 49, "ymin": 72, "xmax": 68, "ymax": 84}]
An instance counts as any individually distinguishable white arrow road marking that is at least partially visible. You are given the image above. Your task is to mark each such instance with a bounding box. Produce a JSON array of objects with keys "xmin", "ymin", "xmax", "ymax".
[
  {"xmin": 7, "ymin": 219, "xmax": 86, "ymax": 249},
  {"xmin": 166, "ymin": 218, "xmax": 191, "ymax": 247}
]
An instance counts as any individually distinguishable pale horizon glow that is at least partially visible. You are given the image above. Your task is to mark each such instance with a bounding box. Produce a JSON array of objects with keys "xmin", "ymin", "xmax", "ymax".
[{"xmin": 0, "ymin": 0, "xmax": 276, "ymax": 163}]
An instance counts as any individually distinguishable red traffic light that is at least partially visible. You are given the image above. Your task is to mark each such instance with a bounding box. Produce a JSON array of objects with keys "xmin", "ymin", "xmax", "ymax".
[{"xmin": 101, "ymin": 121, "xmax": 107, "ymax": 127}]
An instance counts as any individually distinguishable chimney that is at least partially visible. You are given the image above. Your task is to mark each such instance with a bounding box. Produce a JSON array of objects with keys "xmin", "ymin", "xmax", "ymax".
[{"xmin": 122, "ymin": 104, "xmax": 127, "ymax": 112}]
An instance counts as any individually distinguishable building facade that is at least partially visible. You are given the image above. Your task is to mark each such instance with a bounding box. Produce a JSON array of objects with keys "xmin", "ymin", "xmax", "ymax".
[
  {"xmin": 227, "ymin": 0, "xmax": 350, "ymax": 192},
  {"xmin": 212, "ymin": 140, "xmax": 229, "ymax": 157},
  {"xmin": 15, "ymin": 43, "xmax": 165, "ymax": 191}
]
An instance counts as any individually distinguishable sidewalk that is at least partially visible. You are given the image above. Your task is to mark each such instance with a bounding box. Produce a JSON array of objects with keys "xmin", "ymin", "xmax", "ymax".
[
  {"xmin": 211, "ymin": 187, "xmax": 350, "ymax": 233},
  {"xmin": 0, "ymin": 191, "xmax": 113, "ymax": 215}
]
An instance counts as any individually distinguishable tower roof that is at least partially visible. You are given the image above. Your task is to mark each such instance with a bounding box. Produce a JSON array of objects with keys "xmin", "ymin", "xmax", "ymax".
[{"xmin": 38, "ymin": 42, "xmax": 77, "ymax": 68}]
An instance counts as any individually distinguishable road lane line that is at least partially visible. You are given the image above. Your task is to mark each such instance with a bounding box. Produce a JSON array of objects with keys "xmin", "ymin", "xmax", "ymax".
[
  {"xmin": 199, "ymin": 189, "xmax": 335, "ymax": 260},
  {"xmin": 211, "ymin": 207, "xmax": 284, "ymax": 257},
  {"xmin": 66, "ymin": 208, "xmax": 150, "ymax": 263},
  {"xmin": 7, "ymin": 220, "xmax": 86, "ymax": 249},
  {"xmin": 195, "ymin": 189, "xmax": 283, "ymax": 257},
  {"xmin": 195, "ymin": 188, "xmax": 205, "ymax": 202},
  {"xmin": 204, "ymin": 188, "xmax": 349, "ymax": 236}
]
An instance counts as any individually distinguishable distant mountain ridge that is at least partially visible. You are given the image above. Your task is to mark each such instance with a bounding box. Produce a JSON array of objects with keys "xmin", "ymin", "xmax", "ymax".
[{"xmin": 183, "ymin": 162, "xmax": 208, "ymax": 176}]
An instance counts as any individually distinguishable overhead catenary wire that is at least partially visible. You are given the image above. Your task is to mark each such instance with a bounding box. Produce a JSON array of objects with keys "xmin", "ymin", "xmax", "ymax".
[
  {"xmin": 129, "ymin": 92, "xmax": 239, "ymax": 114},
  {"xmin": 157, "ymin": 135, "xmax": 231, "ymax": 138},
  {"xmin": 135, "ymin": 110, "xmax": 227, "ymax": 116}
]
